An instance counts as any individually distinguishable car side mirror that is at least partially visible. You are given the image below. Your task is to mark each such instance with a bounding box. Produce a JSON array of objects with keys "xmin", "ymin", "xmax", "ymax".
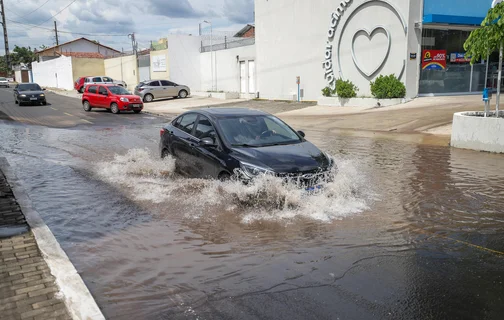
[
  {"xmin": 298, "ymin": 130, "xmax": 306, "ymax": 138},
  {"xmin": 200, "ymin": 137, "xmax": 216, "ymax": 147},
  {"xmin": 43, "ymin": 88, "xmax": 46, "ymax": 91}
]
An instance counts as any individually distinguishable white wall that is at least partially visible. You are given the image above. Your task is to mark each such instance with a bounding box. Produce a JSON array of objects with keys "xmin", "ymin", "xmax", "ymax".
[
  {"xmin": 32, "ymin": 56, "xmax": 74, "ymax": 90},
  {"xmin": 58, "ymin": 39, "xmax": 118, "ymax": 57},
  {"xmin": 200, "ymin": 45, "xmax": 256, "ymax": 93},
  {"xmin": 167, "ymin": 35, "xmax": 202, "ymax": 91},
  {"xmin": 255, "ymin": 0, "xmax": 420, "ymax": 100}
]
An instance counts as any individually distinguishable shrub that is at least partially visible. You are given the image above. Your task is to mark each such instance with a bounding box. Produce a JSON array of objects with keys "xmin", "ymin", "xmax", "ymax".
[
  {"xmin": 335, "ymin": 79, "xmax": 358, "ymax": 99},
  {"xmin": 370, "ymin": 74, "xmax": 406, "ymax": 99},
  {"xmin": 321, "ymin": 86, "xmax": 333, "ymax": 97}
]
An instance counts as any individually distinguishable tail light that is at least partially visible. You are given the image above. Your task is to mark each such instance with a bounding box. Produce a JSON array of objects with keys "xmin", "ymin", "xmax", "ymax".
[
  {"xmin": 160, "ymin": 129, "xmax": 165, "ymax": 137},
  {"xmin": 138, "ymin": 88, "xmax": 144, "ymax": 92}
]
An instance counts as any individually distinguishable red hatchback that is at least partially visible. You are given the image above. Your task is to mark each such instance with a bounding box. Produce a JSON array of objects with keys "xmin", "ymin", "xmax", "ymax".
[{"xmin": 82, "ymin": 84, "xmax": 143, "ymax": 114}]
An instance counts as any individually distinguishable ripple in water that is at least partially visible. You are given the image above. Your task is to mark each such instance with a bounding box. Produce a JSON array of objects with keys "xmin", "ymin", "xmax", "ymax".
[{"xmin": 97, "ymin": 149, "xmax": 372, "ymax": 223}]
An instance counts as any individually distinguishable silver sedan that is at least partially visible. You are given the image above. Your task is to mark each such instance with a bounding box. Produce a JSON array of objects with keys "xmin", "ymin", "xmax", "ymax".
[{"xmin": 134, "ymin": 80, "xmax": 191, "ymax": 103}]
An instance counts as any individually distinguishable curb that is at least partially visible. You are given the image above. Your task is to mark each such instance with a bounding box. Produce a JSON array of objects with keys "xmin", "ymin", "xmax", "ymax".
[{"xmin": 0, "ymin": 157, "xmax": 106, "ymax": 320}]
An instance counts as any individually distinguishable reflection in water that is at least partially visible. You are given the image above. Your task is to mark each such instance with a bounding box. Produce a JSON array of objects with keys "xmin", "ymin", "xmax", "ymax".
[{"xmin": 1, "ymin": 121, "xmax": 504, "ymax": 319}]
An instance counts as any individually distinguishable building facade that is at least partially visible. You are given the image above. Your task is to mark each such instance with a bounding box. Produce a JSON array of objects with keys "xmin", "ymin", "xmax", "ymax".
[
  {"xmin": 37, "ymin": 38, "xmax": 121, "ymax": 62},
  {"xmin": 254, "ymin": 0, "xmax": 491, "ymax": 101}
]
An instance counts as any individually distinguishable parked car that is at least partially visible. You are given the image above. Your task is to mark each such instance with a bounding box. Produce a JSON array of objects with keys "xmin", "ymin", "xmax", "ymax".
[
  {"xmin": 135, "ymin": 80, "xmax": 190, "ymax": 103},
  {"xmin": 14, "ymin": 83, "xmax": 47, "ymax": 106},
  {"xmin": 0, "ymin": 77, "xmax": 9, "ymax": 88},
  {"xmin": 76, "ymin": 76, "xmax": 127, "ymax": 93},
  {"xmin": 159, "ymin": 108, "xmax": 334, "ymax": 188},
  {"xmin": 82, "ymin": 84, "xmax": 143, "ymax": 114}
]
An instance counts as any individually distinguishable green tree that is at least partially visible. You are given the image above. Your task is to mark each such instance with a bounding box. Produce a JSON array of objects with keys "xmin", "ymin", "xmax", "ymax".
[
  {"xmin": 464, "ymin": 2, "xmax": 504, "ymax": 114},
  {"xmin": 10, "ymin": 45, "xmax": 37, "ymax": 67}
]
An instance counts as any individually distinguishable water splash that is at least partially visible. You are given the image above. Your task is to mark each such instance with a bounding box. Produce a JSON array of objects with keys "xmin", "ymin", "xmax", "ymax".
[{"xmin": 97, "ymin": 149, "xmax": 371, "ymax": 223}]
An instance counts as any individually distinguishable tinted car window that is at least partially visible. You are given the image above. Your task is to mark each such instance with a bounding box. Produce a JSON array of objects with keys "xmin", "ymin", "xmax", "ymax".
[
  {"xmin": 98, "ymin": 87, "xmax": 108, "ymax": 95},
  {"xmin": 103, "ymin": 77, "xmax": 113, "ymax": 82},
  {"xmin": 88, "ymin": 86, "xmax": 98, "ymax": 94},
  {"xmin": 84, "ymin": 78, "xmax": 90, "ymax": 83},
  {"xmin": 160, "ymin": 80, "xmax": 173, "ymax": 86},
  {"xmin": 195, "ymin": 116, "xmax": 216, "ymax": 139},
  {"xmin": 149, "ymin": 81, "xmax": 160, "ymax": 87},
  {"xmin": 92, "ymin": 77, "xmax": 103, "ymax": 82},
  {"xmin": 176, "ymin": 114, "xmax": 198, "ymax": 135}
]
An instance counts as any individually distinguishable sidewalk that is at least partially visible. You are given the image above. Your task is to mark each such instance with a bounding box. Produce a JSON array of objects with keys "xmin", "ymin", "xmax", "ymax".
[
  {"xmin": 0, "ymin": 159, "xmax": 105, "ymax": 320},
  {"xmin": 0, "ymin": 172, "xmax": 71, "ymax": 320}
]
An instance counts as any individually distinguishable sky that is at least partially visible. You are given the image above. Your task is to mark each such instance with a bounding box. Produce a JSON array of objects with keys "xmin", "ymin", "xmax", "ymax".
[{"xmin": 2, "ymin": 0, "xmax": 254, "ymax": 53}]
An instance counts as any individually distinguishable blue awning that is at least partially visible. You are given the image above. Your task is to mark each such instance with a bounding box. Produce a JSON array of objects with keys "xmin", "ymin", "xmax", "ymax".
[{"xmin": 423, "ymin": 14, "xmax": 484, "ymax": 26}]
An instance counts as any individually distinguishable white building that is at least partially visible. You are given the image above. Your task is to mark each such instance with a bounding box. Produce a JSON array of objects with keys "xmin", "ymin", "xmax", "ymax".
[{"xmin": 168, "ymin": 0, "xmax": 493, "ymax": 101}]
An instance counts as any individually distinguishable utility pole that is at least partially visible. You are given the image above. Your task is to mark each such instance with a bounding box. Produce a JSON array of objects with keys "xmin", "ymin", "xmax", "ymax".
[
  {"xmin": 0, "ymin": 0, "xmax": 10, "ymax": 72},
  {"xmin": 54, "ymin": 21, "xmax": 59, "ymax": 46}
]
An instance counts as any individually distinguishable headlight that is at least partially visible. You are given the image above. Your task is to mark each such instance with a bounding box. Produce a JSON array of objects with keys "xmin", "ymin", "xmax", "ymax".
[
  {"xmin": 239, "ymin": 162, "xmax": 274, "ymax": 179},
  {"xmin": 39, "ymin": 94, "xmax": 45, "ymax": 97},
  {"xmin": 120, "ymin": 97, "xmax": 129, "ymax": 102},
  {"xmin": 20, "ymin": 94, "xmax": 26, "ymax": 97},
  {"xmin": 324, "ymin": 152, "xmax": 335, "ymax": 168}
]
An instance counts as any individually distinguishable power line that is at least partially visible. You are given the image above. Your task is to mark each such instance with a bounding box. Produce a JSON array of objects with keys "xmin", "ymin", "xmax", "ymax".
[
  {"xmin": 6, "ymin": 18, "xmax": 129, "ymax": 37},
  {"xmin": 7, "ymin": 0, "xmax": 50, "ymax": 19},
  {"xmin": 24, "ymin": 0, "xmax": 79, "ymax": 30}
]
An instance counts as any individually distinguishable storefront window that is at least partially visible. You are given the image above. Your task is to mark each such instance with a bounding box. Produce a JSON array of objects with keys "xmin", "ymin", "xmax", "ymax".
[{"xmin": 419, "ymin": 28, "xmax": 487, "ymax": 94}]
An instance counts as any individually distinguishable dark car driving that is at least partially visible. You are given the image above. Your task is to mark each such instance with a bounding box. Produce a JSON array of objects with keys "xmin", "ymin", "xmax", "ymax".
[
  {"xmin": 14, "ymin": 83, "xmax": 47, "ymax": 106},
  {"xmin": 159, "ymin": 108, "xmax": 334, "ymax": 188}
]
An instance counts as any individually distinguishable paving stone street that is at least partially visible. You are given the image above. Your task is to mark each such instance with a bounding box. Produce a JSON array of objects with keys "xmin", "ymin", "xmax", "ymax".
[{"xmin": 0, "ymin": 172, "xmax": 71, "ymax": 320}]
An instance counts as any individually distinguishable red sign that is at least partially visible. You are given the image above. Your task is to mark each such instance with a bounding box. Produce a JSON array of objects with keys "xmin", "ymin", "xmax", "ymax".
[{"xmin": 422, "ymin": 50, "xmax": 447, "ymax": 70}]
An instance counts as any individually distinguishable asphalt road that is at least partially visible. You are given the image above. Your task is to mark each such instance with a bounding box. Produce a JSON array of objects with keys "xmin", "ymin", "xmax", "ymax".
[{"xmin": 0, "ymin": 87, "xmax": 167, "ymax": 128}]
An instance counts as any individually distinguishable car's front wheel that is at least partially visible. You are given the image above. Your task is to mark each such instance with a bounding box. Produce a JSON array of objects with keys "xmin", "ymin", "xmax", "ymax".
[
  {"xmin": 42, "ymin": 101, "xmax": 47, "ymax": 106},
  {"xmin": 178, "ymin": 90, "xmax": 188, "ymax": 98},
  {"xmin": 83, "ymin": 101, "xmax": 92, "ymax": 112},
  {"xmin": 134, "ymin": 110, "xmax": 142, "ymax": 114},
  {"xmin": 110, "ymin": 103, "xmax": 120, "ymax": 114},
  {"xmin": 143, "ymin": 94, "xmax": 154, "ymax": 103}
]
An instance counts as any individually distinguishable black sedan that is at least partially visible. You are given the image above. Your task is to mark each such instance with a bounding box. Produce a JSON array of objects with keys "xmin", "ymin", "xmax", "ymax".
[
  {"xmin": 14, "ymin": 83, "xmax": 47, "ymax": 106},
  {"xmin": 159, "ymin": 108, "xmax": 334, "ymax": 188}
]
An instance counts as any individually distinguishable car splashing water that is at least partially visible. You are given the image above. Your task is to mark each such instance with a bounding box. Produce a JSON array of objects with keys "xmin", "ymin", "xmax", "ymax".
[{"xmin": 96, "ymin": 148, "xmax": 372, "ymax": 224}]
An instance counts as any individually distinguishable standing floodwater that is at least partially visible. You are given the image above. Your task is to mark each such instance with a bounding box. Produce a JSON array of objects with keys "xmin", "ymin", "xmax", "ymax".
[{"xmin": 1, "ymin": 120, "xmax": 504, "ymax": 320}]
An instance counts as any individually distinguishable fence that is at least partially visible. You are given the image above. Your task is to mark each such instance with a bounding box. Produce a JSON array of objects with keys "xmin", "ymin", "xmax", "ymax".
[{"xmin": 201, "ymin": 37, "xmax": 255, "ymax": 53}]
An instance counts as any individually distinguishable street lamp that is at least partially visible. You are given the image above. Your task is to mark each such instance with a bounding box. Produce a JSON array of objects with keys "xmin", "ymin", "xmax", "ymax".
[{"xmin": 201, "ymin": 20, "xmax": 214, "ymax": 92}]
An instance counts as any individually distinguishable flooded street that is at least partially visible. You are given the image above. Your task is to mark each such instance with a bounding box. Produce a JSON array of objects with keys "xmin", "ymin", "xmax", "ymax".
[{"xmin": 1, "ymin": 118, "xmax": 504, "ymax": 320}]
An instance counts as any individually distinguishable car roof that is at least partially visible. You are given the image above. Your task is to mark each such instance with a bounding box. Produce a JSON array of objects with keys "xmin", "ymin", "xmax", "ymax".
[{"xmin": 189, "ymin": 108, "xmax": 269, "ymax": 118}]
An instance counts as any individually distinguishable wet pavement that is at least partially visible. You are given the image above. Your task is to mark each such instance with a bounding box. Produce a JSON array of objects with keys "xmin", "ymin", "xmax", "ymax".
[{"xmin": 0, "ymin": 94, "xmax": 504, "ymax": 319}]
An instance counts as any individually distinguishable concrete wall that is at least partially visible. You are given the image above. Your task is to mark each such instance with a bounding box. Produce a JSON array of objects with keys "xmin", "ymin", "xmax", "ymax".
[
  {"xmin": 104, "ymin": 55, "xmax": 139, "ymax": 89},
  {"xmin": 255, "ymin": 0, "xmax": 420, "ymax": 100},
  {"xmin": 56, "ymin": 40, "xmax": 118, "ymax": 57},
  {"xmin": 200, "ymin": 45, "xmax": 256, "ymax": 93},
  {"xmin": 451, "ymin": 112, "xmax": 504, "ymax": 154},
  {"xmin": 32, "ymin": 56, "xmax": 74, "ymax": 90},
  {"xmin": 71, "ymin": 58, "xmax": 105, "ymax": 83},
  {"xmin": 167, "ymin": 35, "xmax": 202, "ymax": 90},
  {"xmin": 150, "ymin": 49, "xmax": 169, "ymax": 80}
]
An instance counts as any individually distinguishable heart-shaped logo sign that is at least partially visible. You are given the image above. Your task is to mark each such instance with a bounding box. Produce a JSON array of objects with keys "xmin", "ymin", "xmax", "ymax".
[{"xmin": 351, "ymin": 26, "xmax": 391, "ymax": 78}]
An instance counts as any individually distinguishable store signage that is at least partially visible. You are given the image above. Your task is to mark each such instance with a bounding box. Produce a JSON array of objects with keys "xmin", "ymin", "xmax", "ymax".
[
  {"xmin": 324, "ymin": 0, "xmax": 353, "ymax": 88},
  {"xmin": 422, "ymin": 50, "xmax": 446, "ymax": 70},
  {"xmin": 450, "ymin": 53, "xmax": 471, "ymax": 63},
  {"xmin": 410, "ymin": 53, "xmax": 417, "ymax": 60}
]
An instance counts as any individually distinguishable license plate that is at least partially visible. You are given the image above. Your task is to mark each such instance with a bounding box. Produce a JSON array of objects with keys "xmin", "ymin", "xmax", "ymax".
[
  {"xmin": 305, "ymin": 185, "xmax": 323, "ymax": 192},
  {"xmin": 30, "ymin": 98, "xmax": 37, "ymax": 100},
  {"xmin": 133, "ymin": 104, "xmax": 141, "ymax": 108}
]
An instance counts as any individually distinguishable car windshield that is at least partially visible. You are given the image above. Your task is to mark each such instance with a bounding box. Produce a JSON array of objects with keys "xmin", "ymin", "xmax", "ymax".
[
  {"xmin": 18, "ymin": 84, "xmax": 42, "ymax": 91},
  {"xmin": 217, "ymin": 115, "xmax": 301, "ymax": 147},
  {"xmin": 0, "ymin": 77, "xmax": 6, "ymax": 81},
  {"xmin": 108, "ymin": 86, "xmax": 130, "ymax": 95}
]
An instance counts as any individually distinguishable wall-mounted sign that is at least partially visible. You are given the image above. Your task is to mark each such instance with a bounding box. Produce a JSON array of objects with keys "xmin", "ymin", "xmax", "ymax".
[
  {"xmin": 152, "ymin": 55, "xmax": 167, "ymax": 72},
  {"xmin": 450, "ymin": 53, "xmax": 471, "ymax": 63},
  {"xmin": 410, "ymin": 53, "xmax": 417, "ymax": 60},
  {"xmin": 422, "ymin": 50, "xmax": 446, "ymax": 70}
]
